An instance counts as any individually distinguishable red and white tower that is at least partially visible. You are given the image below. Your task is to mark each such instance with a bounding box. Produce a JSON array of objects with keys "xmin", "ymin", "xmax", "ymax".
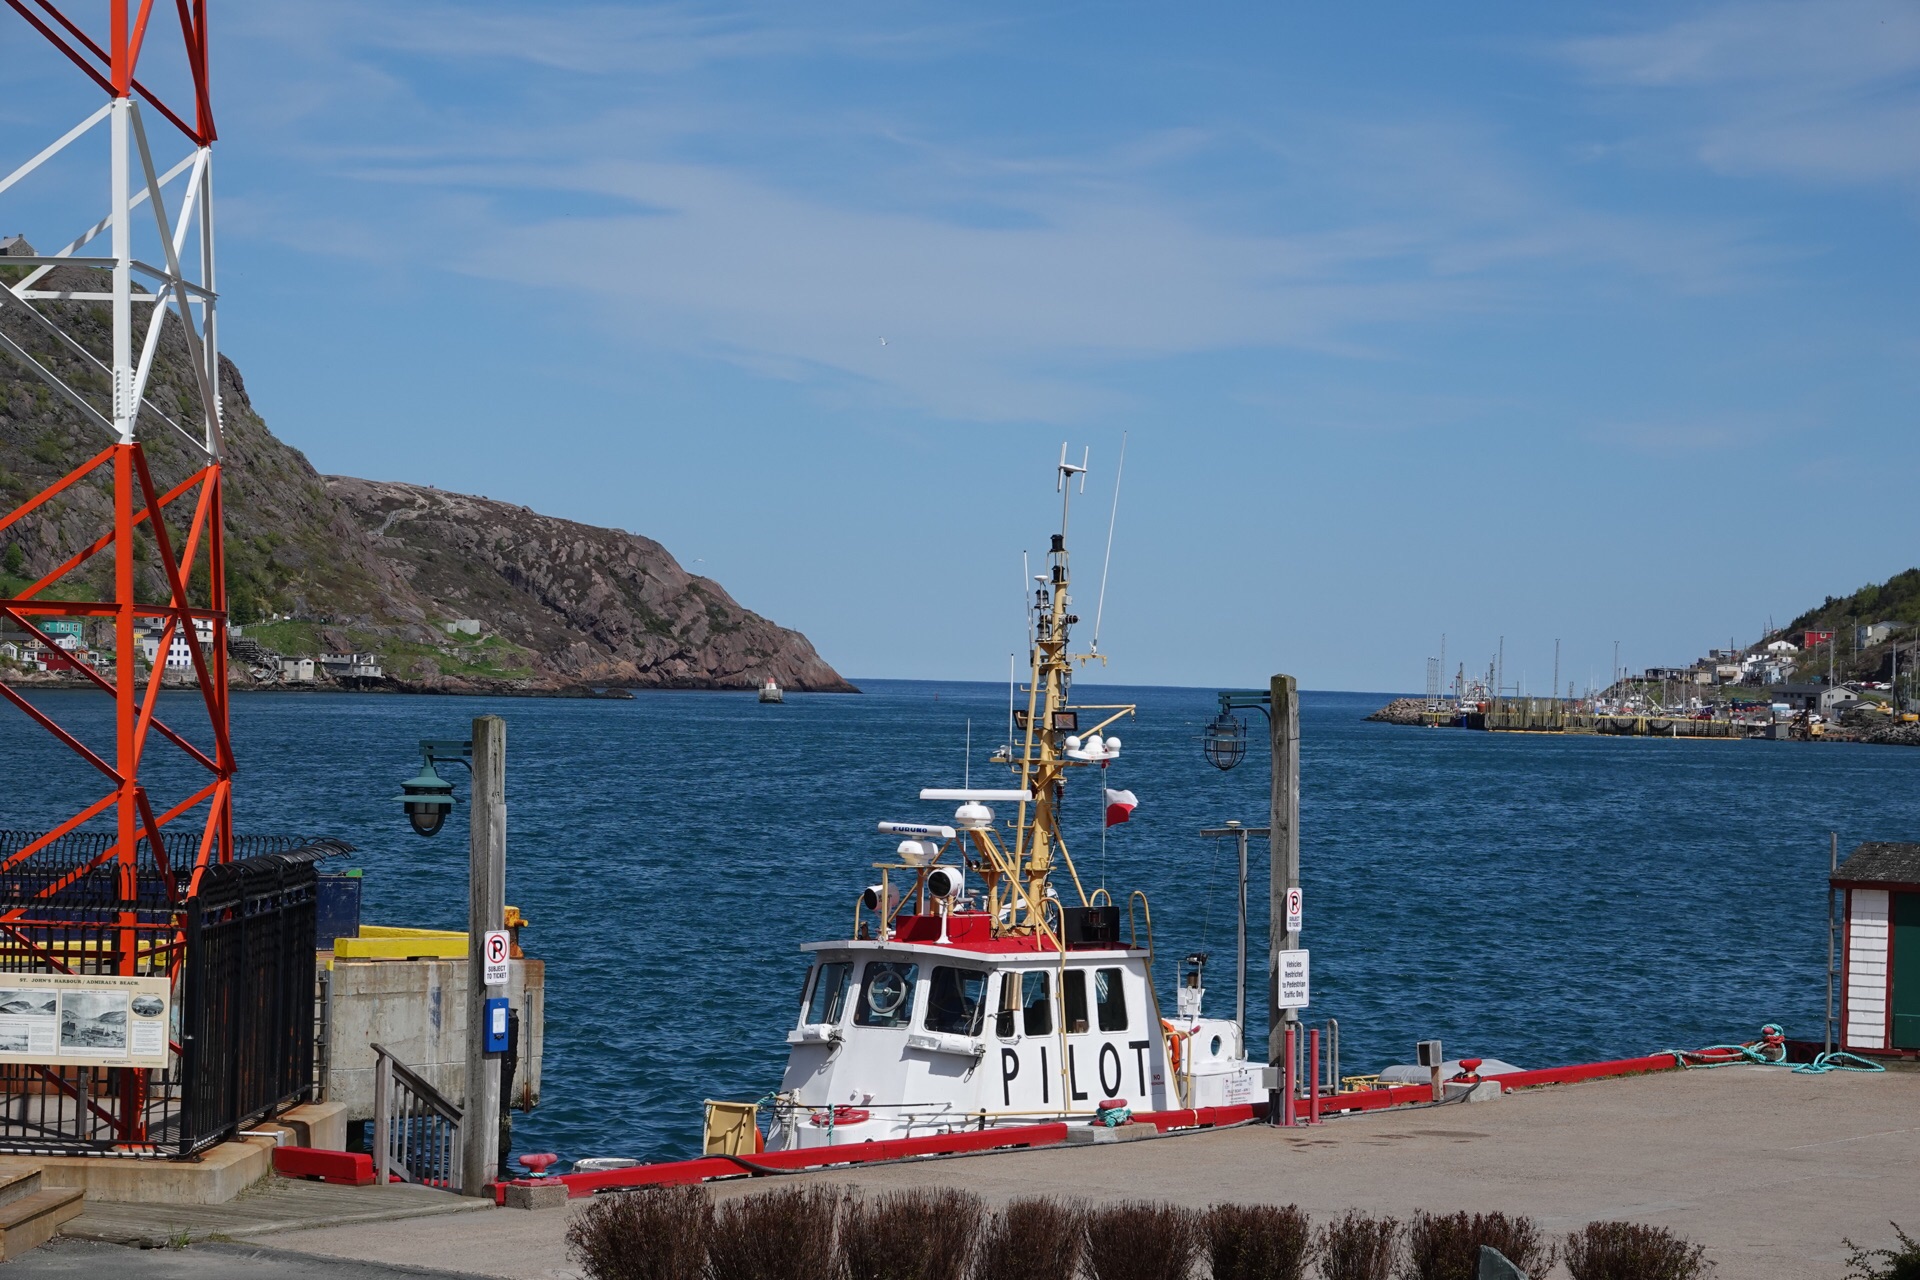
[{"xmin": 0, "ymin": 2, "xmax": 229, "ymax": 1145}]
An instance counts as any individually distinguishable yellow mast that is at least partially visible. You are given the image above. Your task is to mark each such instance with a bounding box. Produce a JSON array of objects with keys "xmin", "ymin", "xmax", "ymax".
[{"xmin": 967, "ymin": 450, "xmax": 1134, "ymax": 940}]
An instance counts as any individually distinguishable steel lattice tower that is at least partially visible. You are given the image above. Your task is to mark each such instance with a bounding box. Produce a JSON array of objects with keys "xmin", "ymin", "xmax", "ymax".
[{"xmin": 0, "ymin": 2, "xmax": 228, "ymax": 1146}]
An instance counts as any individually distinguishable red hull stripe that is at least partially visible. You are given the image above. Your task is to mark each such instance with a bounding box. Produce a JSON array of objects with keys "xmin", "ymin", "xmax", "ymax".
[{"xmin": 494, "ymin": 1052, "xmax": 1681, "ymax": 1203}]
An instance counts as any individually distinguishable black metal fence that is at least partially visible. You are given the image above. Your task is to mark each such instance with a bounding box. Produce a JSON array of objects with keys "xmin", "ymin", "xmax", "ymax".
[{"xmin": 0, "ymin": 829, "xmax": 348, "ymax": 1157}]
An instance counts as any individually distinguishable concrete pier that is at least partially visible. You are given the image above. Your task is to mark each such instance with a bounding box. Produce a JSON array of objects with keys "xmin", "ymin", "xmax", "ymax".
[{"xmin": 230, "ymin": 1065, "xmax": 1915, "ymax": 1280}]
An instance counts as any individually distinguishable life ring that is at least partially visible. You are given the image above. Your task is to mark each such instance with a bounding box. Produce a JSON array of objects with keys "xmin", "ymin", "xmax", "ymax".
[{"xmin": 1161, "ymin": 1018, "xmax": 1189, "ymax": 1072}]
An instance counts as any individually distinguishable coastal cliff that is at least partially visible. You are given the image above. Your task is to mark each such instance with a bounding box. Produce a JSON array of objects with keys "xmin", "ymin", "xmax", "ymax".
[
  {"xmin": 0, "ymin": 266, "xmax": 853, "ymax": 694},
  {"xmin": 326, "ymin": 478, "xmax": 854, "ymax": 692}
]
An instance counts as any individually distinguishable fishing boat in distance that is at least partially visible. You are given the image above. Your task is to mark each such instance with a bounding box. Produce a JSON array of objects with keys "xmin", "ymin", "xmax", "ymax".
[
  {"xmin": 759, "ymin": 677, "xmax": 784, "ymax": 703},
  {"xmin": 742, "ymin": 448, "xmax": 1256, "ymax": 1152}
]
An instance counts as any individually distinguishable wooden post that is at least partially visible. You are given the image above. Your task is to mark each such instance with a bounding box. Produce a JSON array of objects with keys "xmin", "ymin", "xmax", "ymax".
[
  {"xmin": 1236, "ymin": 825, "xmax": 1249, "ymax": 1040},
  {"xmin": 372, "ymin": 1052, "xmax": 390, "ymax": 1188},
  {"xmin": 462, "ymin": 715, "xmax": 506, "ymax": 1195},
  {"xmin": 1268, "ymin": 674, "xmax": 1299, "ymax": 1125}
]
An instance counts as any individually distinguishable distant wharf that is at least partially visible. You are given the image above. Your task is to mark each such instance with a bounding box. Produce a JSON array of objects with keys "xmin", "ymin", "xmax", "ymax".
[
  {"xmin": 1459, "ymin": 698, "xmax": 1747, "ymax": 737},
  {"xmin": 1372, "ymin": 696, "xmax": 1750, "ymax": 737}
]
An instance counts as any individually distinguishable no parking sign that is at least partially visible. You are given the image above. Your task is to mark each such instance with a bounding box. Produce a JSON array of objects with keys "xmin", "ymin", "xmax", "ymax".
[{"xmin": 483, "ymin": 929, "xmax": 511, "ymax": 987}]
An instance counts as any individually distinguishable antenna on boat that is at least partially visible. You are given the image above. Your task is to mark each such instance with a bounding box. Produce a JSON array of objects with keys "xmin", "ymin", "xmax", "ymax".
[
  {"xmin": 964, "ymin": 719, "xmax": 971, "ymax": 789},
  {"xmin": 1022, "ymin": 551, "xmax": 1035, "ymax": 651},
  {"xmin": 1007, "ymin": 653, "xmax": 1016, "ymax": 756},
  {"xmin": 1057, "ymin": 442, "xmax": 1088, "ymax": 539},
  {"xmin": 1090, "ymin": 431, "xmax": 1126, "ymax": 655},
  {"xmin": 1056, "ymin": 442, "xmax": 1088, "ymax": 493}
]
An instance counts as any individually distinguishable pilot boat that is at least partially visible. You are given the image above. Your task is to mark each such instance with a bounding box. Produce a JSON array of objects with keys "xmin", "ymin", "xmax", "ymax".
[{"xmin": 757, "ymin": 453, "xmax": 1257, "ymax": 1152}]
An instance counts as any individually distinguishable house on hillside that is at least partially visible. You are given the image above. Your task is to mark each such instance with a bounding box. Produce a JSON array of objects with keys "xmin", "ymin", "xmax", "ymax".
[
  {"xmin": 1765, "ymin": 639, "xmax": 1799, "ymax": 654},
  {"xmin": 0, "ymin": 234, "xmax": 35, "ymax": 257},
  {"xmin": 1800, "ymin": 629, "xmax": 1835, "ymax": 650},
  {"xmin": 137, "ymin": 619, "xmax": 216, "ymax": 671},
  {"xmin": 1859, "ymin": 621, "xmax": 1899, "ymax": 648},
  {"xmin": 319, "ymin": 652, "xmax": 383, "ymax": 680}
]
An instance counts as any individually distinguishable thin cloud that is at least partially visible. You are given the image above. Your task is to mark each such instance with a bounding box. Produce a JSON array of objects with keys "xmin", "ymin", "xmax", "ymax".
[
  {"xmin": 1559, "ymin": 1, "xmax": 1920, "ymax": 185},
  {"xmin": 204, "ymin": 3, "xmax": 1790, "ymax": 421}
]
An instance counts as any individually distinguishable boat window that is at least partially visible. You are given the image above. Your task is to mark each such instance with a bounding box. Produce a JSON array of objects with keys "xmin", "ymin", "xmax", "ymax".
[
  {"xmin": 854, "ymin": 961, "xmax": 919, "ymax": 1028},
  {"xmin": 804, "ymin": 961, "xmax": 852, "ymax": 1026},
  {"xmin": 1021, "ymin": 972, "xmax": 1052, "ymax": 1037},
  {"xmin": 1095, "ymin": 967, "xmax": 1128, "ymax": 1032},
  {"xmin": 925, "ymin": 967, "xmax": 987, "ymax": 1036},
  {"xmin": 995, "ymin": 974, "xmax": 1020, "ymax": 1038},
  {"xmin": 1062, "ymin": 970, "xmax": 1089, "ymax": 1034}
]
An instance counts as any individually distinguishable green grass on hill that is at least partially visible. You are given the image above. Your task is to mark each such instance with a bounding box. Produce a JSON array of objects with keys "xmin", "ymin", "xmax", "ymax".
[{"xmin": 1788, "ymin": 568, "xmax": 1920, "ymax": 635}]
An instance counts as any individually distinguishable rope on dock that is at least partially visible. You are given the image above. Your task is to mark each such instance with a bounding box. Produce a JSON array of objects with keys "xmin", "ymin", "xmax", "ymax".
[{"xmin": 1663, "ymin": 1023, "xmax": 1885, "ymax": 1075}]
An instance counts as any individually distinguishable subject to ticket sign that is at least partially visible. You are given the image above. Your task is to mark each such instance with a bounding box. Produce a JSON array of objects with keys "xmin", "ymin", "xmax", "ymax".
[{"xmin": 483, "ymin": 929, "xmax": 511, "ymax": 987}]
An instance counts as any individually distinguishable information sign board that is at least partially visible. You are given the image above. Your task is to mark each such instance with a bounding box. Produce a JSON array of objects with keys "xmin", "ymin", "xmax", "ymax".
[
  {"xmin": 0, "ymin": 974, "xmax": 171, "ymax": 1068},
  {"xmin": 1285, "ymin": 887, "xmax": 1303, "ymax": 935},
  {"xmin": 1274, "ymin": 949, "xmax": 1310, "ymax": 1009}
]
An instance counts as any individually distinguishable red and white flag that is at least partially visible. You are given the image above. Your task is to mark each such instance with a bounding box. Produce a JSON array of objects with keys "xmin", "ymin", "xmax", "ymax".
[{"xmin": 1104, "ymin": 788, "xmax": 1138, "ymax": 827}]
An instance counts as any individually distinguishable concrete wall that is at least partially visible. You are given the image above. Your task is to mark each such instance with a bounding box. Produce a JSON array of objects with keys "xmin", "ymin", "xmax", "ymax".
[{"xmin": 324, "ymin": 956, "xmax": 544, "ymax": 1123}]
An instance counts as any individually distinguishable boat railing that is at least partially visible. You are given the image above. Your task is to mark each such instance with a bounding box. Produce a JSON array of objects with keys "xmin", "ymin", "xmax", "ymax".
[
  {"xmin": 371, "ymin": 1041, "xmax": 463, "ymax": 1193},
  {"xmin": 1126, "ymin": 889, "xmax": 1153, "ymax": 955}
]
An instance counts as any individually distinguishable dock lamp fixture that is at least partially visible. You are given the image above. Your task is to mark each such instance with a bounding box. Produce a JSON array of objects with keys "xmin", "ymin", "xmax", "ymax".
[
  {"xmin": 1203, "ymin": 712, "xmax": 1246, "ymax": 771},
  {"xmin": 1202, "ymin": 690, "xmax": 1271, "ymax": 771},
  {"xmin": 392, "ymin": 739, "xmax": 473, "ymax": 838}
]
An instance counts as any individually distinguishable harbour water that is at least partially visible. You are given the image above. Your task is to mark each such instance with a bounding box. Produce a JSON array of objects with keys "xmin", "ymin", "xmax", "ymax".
[{"xmin": 5, "ymin": 681, "xmax": 1917, "ymax": 1163}]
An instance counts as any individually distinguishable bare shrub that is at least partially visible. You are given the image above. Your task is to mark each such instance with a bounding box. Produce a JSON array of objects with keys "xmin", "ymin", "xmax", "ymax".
[
  {"xmin": 976, "ymin": 1196, "xmax": 1087, "ymax": 1280},
  {"xmin": 1318, "ymin": 1211, "xmax": 1399, "ymax": 1280},
  {"xmin": 1563, "ymin": 1222, "xmax": 1713, "ymax": 1280},
  {"xmin": 1205, "ymin": 1203, "xmax": 1314, "ymax": 1280},
  {"xmin": 706, "ymin": 1184, "xmax": 850, "ymax": 1280},
  {"xmin": 1083, "ymin": 1201, "xmax": 1201, "ymax": 1280},
  {"xmin": 843, "ymin": 1187, "xmax": 985, "ymax": 1280},
  {"xmin": 1843, "ymin": 1222, "xmax": 1920, "ymax": 1280},
  {"xmin": 1401, "ymin": 1211, "xmax": 1553, "ymax": 1280},
  {"xmin": 564, "ymin": 1186, "xmax": 711, "ymax": 1280}
]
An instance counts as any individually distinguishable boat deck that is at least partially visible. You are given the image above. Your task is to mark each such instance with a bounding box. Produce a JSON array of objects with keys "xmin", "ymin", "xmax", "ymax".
[{"xmin": 191, "ymin": 1065, "xmax": 1920, "ymax": 1279}]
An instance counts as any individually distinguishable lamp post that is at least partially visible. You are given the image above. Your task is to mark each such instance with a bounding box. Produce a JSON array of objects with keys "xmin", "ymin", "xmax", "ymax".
[
  {"xmin": 1202, "ymin": 676, "xmax": 1300, "ymax": 1126},
  {"xmin": 1199, "ymin": 820, "xmax": 1270, "ymax": 1045},
  {"xmin": 392, "ymin": 717, "xmax": 506, "ymax": 1195}
]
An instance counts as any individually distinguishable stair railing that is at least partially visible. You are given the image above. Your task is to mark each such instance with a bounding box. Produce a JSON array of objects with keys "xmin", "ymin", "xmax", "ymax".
[{"xmin": 371, "ymin": 1042, "xmax": 463, "ymax": 1192}]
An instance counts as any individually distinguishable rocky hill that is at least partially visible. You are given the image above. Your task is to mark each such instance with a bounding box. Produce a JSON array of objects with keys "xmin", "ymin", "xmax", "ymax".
[
  {"xmin": 0, "ymin": 265, "xmax": 853, "ymax": 694},
  {"xmin": 325, "ymin": 478, "xmax": 852, "ymax": 691}
]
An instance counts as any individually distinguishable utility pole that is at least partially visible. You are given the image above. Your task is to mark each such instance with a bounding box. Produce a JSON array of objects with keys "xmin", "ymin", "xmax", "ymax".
[
  {"xmin": 1553, "ymin": 640, "xmax": 1560, "ymax": 708},
  {"xmin": 1200, "ymin": 822, "xmax": 1270, "ymax": 1046},
  {"xmin": 1268, "ymin": 674, "xmax": 1300, "ymax": 1125},
  {"xmin": 463, "ymin": 716, "xmax": 507, "ymax": 1195}
]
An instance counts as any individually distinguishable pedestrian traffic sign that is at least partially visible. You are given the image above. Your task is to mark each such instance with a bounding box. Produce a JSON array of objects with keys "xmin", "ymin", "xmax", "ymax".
[{"xmin": 1275, "ymin": 949, "xmax": 1309, "ymax": 1009}]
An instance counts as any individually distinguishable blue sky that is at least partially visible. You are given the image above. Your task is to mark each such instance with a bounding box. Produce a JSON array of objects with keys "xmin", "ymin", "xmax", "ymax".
[{"xmin": 5, "ymin": 2, "xmax": 1918, "ymax": 690}]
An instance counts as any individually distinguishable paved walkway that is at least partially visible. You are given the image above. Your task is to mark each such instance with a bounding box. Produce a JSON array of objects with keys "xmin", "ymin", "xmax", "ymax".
[
  {"xmin": 63, "ymin": 1066, "xmax": 1920, "ymax": 1279},
  {"xmin": 63, "ymin": 1174, "xmax": 489, "ymax": 1248},
  {"xmin": 16, "ymin": 1239, "xmax": 495, "ymax": 1279}
]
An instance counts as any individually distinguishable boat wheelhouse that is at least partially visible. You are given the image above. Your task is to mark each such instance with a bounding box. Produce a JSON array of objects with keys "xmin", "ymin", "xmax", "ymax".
[{"xmin": 757, "ymin": 449, "xmax": 1256, "ymax": 1151}]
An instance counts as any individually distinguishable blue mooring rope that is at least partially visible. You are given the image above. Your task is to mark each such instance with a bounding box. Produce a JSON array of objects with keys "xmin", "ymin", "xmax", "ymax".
[{"xmin": 1664, "ymin": 1023, "xmax": 1886, "ymax": 1075}]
